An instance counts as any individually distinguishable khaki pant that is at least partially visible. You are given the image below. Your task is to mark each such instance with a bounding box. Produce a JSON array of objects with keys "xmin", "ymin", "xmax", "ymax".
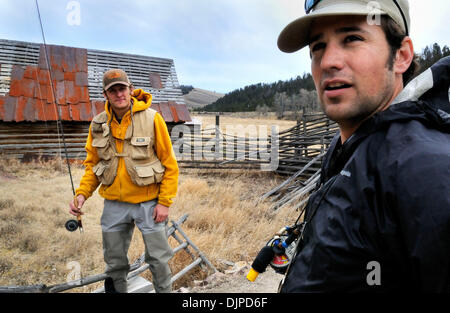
[{"xmin": 101, "ymin": 199, "xmax": 174, "ymax": 293}]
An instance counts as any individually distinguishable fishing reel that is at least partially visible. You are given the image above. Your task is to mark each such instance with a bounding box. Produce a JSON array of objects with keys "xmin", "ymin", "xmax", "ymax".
[
  {"xmin": 65, "ymin": 196, "xmax": 84, "ymax": 233},
  {"xmin": 65, "ymin": 219, "xmax": 79, "ymax": 232},
  {"xmin": 65, "ymin": 215, "xmax": 83, "ymax": 232},
  {"xmin": 266, "ymin": 225, "xmax": 300, "ymax": 274},
  {"xmin": 247, "ymin": 223, "xmax": 303, "ymax": 282}
]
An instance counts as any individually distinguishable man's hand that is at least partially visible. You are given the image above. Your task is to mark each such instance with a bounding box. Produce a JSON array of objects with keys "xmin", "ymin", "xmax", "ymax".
[
  {"xmin": 69, "ymin": 194, "xmax": 86, "ymax": 216},
  {"xmin": 153, "ymin": 203, "xmax": 169, "ymax": 223}
]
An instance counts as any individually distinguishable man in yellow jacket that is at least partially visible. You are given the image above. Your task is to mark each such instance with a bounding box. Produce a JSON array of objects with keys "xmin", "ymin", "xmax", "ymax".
[{"xmin": 69, "ymin": 69, "xmax": 179, "ymax": 293}]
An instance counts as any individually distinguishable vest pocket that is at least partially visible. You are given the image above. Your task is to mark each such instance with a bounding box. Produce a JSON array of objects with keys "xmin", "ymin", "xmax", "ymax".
[
  {"xmin": 93, "ymin": 162, "xmax": 106, "ymax": 176},
  {"xmin": 130, "ymin": 137, "xmax": 151, "ymax": 160},
  {"xmin": 93, "ymin": 161, "xmax": 116, "ymax": 186},
  {"xmin": 130, "ymin": 160, "xmax": 166, "ymax": 186},
  {"xmin": 91, "ymin": 121, "xmax": 104, "ymax": 133},
  {"xmin": 150, "ymin": 160, "xmax": 165, "ymax": 183},
  {"xmin": 92, "ymin": 137, "xmax": 112, "ymax": 160}
]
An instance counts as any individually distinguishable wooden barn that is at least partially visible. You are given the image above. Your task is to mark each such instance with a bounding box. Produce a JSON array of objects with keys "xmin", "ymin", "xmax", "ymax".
[{"xmin": 0, "ymin": 39, "xmax": 191, "ymax": 160}]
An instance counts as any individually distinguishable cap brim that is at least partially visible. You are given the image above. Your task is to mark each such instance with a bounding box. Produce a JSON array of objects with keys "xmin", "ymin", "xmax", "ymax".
[
  {"xmin": 277, "ymin": 2, "xmax": 385, "ymax": 53},
  {"xmin": 104, "ymin": 81, "xmax": 130, "ymax": 91}
]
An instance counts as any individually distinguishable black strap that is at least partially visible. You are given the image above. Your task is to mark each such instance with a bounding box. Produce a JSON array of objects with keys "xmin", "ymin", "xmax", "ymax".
[{"xmin": 392, "ymin": 0, "xmax": 409, "ymax": 35}]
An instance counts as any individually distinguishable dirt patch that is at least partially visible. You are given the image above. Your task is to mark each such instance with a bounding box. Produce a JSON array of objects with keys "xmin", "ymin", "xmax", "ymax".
[{"xmin": 176, "ymin": 262, "xmax": 283, "ymax": 293}]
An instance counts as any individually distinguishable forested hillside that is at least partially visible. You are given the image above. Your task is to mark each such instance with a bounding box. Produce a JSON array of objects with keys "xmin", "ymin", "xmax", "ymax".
[
  {"xmin": 198, "ymin": 73, "xmax": 316, "ymax": 114},
  {"xmin": 198, "ymin": 42, "xmax": 450, "ymax": 114}
]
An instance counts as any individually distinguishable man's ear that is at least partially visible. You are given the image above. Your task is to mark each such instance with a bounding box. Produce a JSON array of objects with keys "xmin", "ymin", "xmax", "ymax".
[
  {"xmin": 103, "ymin": 90, "xmax": 108, "ymax": 101},
  {"xmin": 394, "ymin": 37, "xmax": 414, "ymax": 75}
]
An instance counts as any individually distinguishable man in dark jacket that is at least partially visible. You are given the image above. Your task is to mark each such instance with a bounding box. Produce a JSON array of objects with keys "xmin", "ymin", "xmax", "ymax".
[{"xmin": 277, "ymin": 0, "xmax": 450, "ymax": 292}]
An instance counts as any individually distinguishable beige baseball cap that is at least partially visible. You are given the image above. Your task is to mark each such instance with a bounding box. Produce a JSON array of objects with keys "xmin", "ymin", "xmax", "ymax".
[
  {"xmin": 278, "ymin": 0, "xmax": 410, "ymax": 53},
  {"xmin": 102, "ymin": 69, "xmax": 131, "ymax": 91}
]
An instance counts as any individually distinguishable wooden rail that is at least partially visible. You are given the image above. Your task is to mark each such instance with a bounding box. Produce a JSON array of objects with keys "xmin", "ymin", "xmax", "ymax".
[
  {"xmin": 172, "ymin": 124, "xmax": 276, "ymax": 170},
  {"xmin": 258, "ymin": 112, "xmax": 337, "ymax": 213},
  {"xmin": 276, "ymin": 112, "xmax": 338, "ymax": 176}
]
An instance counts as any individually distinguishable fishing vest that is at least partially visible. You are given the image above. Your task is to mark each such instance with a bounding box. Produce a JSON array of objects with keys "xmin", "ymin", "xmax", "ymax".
[{"xmin": 90, "ymin": 108, "xmax": 165, "ymax": 187}]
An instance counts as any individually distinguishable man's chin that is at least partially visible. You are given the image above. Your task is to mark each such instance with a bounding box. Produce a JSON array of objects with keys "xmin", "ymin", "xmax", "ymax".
[
  {"xmin": 322, "ymin": 107, "xmax": 365, "ymax": 127},
  {"xmin": 113, "ymin": 102, "xmax": 129, "ymax": 109},
  {"xmin": 321, "ymin": 101, "xmax": 349, "ymax": 120}
]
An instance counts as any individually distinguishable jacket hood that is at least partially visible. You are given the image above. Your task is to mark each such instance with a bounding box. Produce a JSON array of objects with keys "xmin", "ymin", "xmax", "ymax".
[
  {"xmin": 379, "ymin": 55, "xmax": 450, "ymax": 130},
  {"xmin": 105, "ymin": 88, "xmax": 153, "ymax": 119},
  {"xmin": 131, "ymin": 89, "xmax": 153, "ymax": 112}
]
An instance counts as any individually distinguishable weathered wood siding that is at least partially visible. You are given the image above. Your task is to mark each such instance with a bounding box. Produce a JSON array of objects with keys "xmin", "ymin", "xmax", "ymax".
[
  {"xmin": 0, "ymin": 122, "xmax": 88, "ymax": 159},
  {"xmin": 0, "ymin": 39, "xmax": 185, "ymax": 104},
  {"xmin": 0, "ymin": 121, "xmax": 182, "ymax": 160}
]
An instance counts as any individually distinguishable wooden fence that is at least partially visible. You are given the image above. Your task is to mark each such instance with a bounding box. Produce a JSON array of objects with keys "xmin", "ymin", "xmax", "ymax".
[
  {"xmin": 172, "ymin": 112, "xmax": 338, "ymax": 175},
  {"xmin": 276, "ymin": 112, "xmax": 338, "ymax": 176},
  {"xmin": 172, "ymin": 125, "xmax": 276, "ymax": 170},
  {"xmin": 0, "ymin": 112, "xmax": 338, "ymax": 178}
]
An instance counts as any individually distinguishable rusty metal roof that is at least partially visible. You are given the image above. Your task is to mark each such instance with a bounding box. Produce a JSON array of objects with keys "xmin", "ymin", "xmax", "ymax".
[{"xmin": 0, "ymin": 39, "xmax": 191, "ymax": 123}]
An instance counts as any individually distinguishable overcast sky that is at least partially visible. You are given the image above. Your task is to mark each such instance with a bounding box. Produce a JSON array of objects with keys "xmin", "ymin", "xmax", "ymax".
[{"xmin": 0, "ymin": 0, "xmax": 449, "ymax": 94}]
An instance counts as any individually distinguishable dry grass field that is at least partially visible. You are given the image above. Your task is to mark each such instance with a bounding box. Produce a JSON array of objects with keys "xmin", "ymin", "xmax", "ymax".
[
  {"xmin": 0, "ymin": 156, "xmax": 299, "ymax": 292},
  {"xmin": 191, "ymin": 112, "xmax": 297, "ymax": 133}
]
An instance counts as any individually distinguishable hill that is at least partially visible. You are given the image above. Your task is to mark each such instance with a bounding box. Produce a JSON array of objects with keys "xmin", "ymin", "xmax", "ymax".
[
  {"xmin": 200, "ymin": 73, "xmax": 318, "ymax": 114},
  {"xmin": 183, "ymin": 88, "xmax": 224, "ymax": 109}
]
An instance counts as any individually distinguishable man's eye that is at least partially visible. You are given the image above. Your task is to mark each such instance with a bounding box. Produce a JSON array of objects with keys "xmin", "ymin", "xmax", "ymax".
[
  {"xmin": 344, "ymin": 35, "xmax": 363, "ymax": 43},
  {"xmin": 311, "ymin": 42, "xmax": 325, "ymax": 52}
]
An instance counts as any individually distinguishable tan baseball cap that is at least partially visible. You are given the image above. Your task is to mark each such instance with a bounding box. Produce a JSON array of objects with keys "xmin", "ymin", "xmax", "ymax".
[
  {"xmin": 102, "ymin": 69, "xmax": 131, "ymax": 91},
  {"xmin": 278, "ymin": 0, "xmax": 410, "ymax": 53}
]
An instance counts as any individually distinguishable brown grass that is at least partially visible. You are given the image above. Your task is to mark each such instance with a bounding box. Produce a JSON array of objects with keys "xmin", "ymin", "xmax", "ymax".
[
  {"xmin": 191, "ymin": 113, "xmax": 297, "ymax": 132},
  {"xmin": 0, "ymin": 152, "xmax": 298, "ymax": 292}
]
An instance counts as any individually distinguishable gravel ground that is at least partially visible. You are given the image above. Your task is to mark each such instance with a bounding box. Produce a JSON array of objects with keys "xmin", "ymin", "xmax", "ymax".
[{"xmin": 178, "ymin": 264, "xmax": 284, "ymax": 293}]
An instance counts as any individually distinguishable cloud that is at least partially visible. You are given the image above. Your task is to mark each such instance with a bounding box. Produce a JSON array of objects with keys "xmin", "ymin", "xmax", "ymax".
[{"xmin": 1, "ymin": 0, "xmax": 449, "ymax": 94}]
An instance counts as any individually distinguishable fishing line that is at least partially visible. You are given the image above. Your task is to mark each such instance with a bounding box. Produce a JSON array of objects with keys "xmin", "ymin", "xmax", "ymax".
[
  {"xmin": 35, "ymin": 0, "xmax": 84, "ymax": 235},
  {"xmin": 34, "ymin": 0, "xmax": 76, "ymax": 196}
]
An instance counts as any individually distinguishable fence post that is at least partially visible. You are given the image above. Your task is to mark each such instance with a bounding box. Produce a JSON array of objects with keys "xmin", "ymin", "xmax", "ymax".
[
  {"xmin": 215, "ymin": 114, "xmax": 220, "ymax": 160},
  {"xmin": 302, "ymin": 108, "xmax": 308, "ymax": 158}
]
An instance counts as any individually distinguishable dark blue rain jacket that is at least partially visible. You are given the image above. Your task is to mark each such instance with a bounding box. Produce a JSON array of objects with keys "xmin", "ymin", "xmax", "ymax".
[{"xmin": 281, "ymin": 56, "xmax": 450, "ymax": 292}]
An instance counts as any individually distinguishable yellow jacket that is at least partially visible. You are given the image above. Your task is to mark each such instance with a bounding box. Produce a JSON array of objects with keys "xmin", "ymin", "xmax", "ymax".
[{"xmin": 76, "ymin": 89, "xmax": 179, "ymax": 207}]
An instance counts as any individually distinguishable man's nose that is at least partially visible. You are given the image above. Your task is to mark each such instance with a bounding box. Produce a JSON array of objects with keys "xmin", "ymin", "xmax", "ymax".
[
  {"xmin": 112, "ymin": 89, "xmax": 125, "ymax": 97},
  {"xmin": 320, "ymin": 42, "xmax": 345, "ymax": 72}
]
